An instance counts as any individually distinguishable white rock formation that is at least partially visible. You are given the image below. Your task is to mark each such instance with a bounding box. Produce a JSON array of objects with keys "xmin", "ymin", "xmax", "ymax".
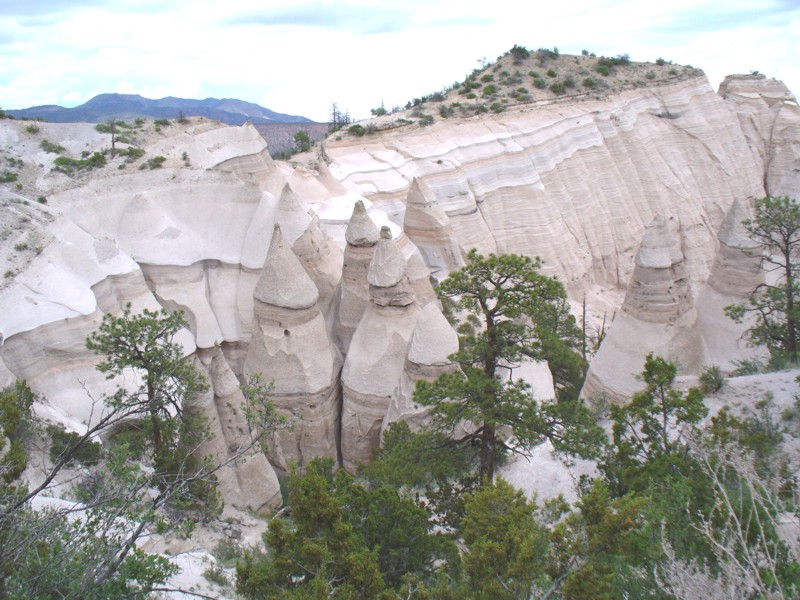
[
  {"xmin": 403, "ymin": 178, "xmax": 464, "ymax": 277},
  {"xmin": 381, "ymin": 301, "xmax": 459, "ymax": 434},
  {"xmin": 341, "ymin": 227, "xmax": 420, "ymax": 471},
  {"xmin": 334, "ymin": 200, "xmax": 380, "ymax": 353},
  {"xmin": 582, "ymin": 215, "xmax": 700, "ymax": 402},
  {"xmin": 244, "ymin": 225, "xmax": 342, "ymax": 471}
]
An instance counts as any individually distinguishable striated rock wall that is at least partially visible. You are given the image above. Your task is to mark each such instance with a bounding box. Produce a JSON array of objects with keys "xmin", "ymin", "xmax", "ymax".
[{"xmin": 1, "ymin": 71, "xmax": 799, "ymax": 504}]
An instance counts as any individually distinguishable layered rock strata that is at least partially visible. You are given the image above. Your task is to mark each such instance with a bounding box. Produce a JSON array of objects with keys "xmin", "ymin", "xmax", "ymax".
[
  {"xmin": 196, "ymin": 346, "xmax": 281, "ymax": 512},
  {"xmin": 381, "ymin": 301, "xmax": 459, "ymax": 435},
  {"xmin": 403, "ymin": 178, "xmax": 464, "ymax": 277},
  {"xmin": 341, "ymin": 227, "xmax": 420, "ymax": 471},
  {"xmin": 334, "ymin": 200, "xmax": 380, "ymax": 353},
  {"xmin": 244, "ymin": 225, "xmax": 342, "ymax": 471},
  {"xmin": 582, "ymin": 215, "xmax": 699, "ymax": 402}
]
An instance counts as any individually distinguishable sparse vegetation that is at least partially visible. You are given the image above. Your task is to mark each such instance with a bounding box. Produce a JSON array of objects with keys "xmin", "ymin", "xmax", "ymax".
[
  {"xmin": 25, "ymin": 124, "xmax": 39, "ymax": 134},
  {"xmin": 53, "ymin": 152, "xmax": 106, "ymax": 173},
  {"xmin": 40, "ymin": 139, "xmax": 66, "ymax": 154},
  {"xmin": 1, "ymin": 172, "xmax": 18, "ymax": 183},
  {"xmin": 699, "ymin": 364, "xmax": 725, "ymax": 394}
]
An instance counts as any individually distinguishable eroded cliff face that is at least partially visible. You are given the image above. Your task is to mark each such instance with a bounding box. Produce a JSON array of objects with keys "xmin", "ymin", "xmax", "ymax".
[{"xmin": 0, "ymin": 70, "xmax": 797, "ymax": 505}]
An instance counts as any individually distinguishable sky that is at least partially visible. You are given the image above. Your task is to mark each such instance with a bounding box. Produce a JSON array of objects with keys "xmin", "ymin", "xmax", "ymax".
[{"xmin": 1, "ymin": 0, "xmax": 798, "ymax": 123}]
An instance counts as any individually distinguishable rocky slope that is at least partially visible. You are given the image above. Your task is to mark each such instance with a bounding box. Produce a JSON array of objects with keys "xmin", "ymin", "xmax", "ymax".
[{"xmin": 0, "ymin": 52, "xmax": 798, "ymax": 512}]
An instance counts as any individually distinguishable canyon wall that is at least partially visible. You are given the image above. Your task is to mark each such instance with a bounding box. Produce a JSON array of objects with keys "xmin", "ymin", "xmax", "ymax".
[{"xmin": 0, "ymin": 71, "xmax": 798, "ymax": 506}]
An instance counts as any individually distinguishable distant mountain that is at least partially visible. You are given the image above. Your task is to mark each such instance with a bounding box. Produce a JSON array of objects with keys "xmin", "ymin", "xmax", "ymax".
[{"xmin": 7, "ymin": 93, "xmax": 316, "ymax": 125}]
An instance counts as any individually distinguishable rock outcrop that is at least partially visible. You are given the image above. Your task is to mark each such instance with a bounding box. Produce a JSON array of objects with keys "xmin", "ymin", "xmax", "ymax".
[
  {"xmin": 334, "ymin": 200, "xmax": 380, "ymax": 353},
  {"xmin": 340, "ymin": 227, "xmax": 420, "ymax": 471},
  {"xmin": 582, "ymin": 215, "xmax": 700, "ymax": 402},
  {"xmin": 244, "ymin": 225, "xmax": 342, "ymax": 471},
  {"xmin": 1, "ymin": 67, "xmax": 799, "ymax": 509}
]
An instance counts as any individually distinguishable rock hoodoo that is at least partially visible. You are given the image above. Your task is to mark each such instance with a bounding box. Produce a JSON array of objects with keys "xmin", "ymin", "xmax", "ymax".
[
  {"xmin": 340, "ymin": 226, "xmax": 420, "ymax": 471},
  {"xmin": 244, "ymin": 225, "xmax": 342, "ymax": 471}
]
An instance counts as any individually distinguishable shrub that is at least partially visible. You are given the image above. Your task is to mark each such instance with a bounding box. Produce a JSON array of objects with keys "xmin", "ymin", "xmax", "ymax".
[
  {"xmin": 583, "ymin": 77, "xmax": 598, "ymax": 89},
  {"xmin": 53, "ymin": 152, "xmax": 106, "ymax": 173},
  {"xmin": 14, "ymin": 243, "xmax": 28, "ymax": 252},
  {"xmin": 37, "ymin": 196, "xmax": 47, "ymax": 204},
  {"xmin": 481, "ymin": 74, "xmax": 494, "ymax": 83},
  {"xmin": 699, "ymin": 365, "xmax": 725, "ymax": 394},
  {"xmin": 47, "ymin": 424, "xmax": 104, "ymax": 466},
  {"xmin": 656, "ymin": 57, "xmax": 666, "ymax": 66},
  {"xmin": 528, "ymin": 70, "xmax": 540, "ymax": 78},
  {"xmin": 347, "ymin": 124, "xmax": 365, "ymax": 136},
  {"xmin": 668, "ymin": 68, "xmax": 678, "ymax": 76},
  {"xmin": 547, "ymin": 68, "xmax": 557, "ymax": 78},
  {"xmin": 1, "ymin": 171, "xmax": 18, "ymax": 182},
  {"xmin": 25, "ymin": 124, "xmax": 39, "ymax": 134},
  {"xmin": 40, "ymin": 139, "xmax": 65, "ymax": 154},
  {"xmin": 564, "ymin": 76, "xmax": 576, "ymax": 88},
  {"xmin": 646, "ymin": 71, "xmax": 656, "ymax": 80},
  {"xmin": 490, "ymin": 102, "xmax": 505, "ymax": 113},
  {"xmin": 509, "ymin": 44, "xmax": 530, "ymax": 64},
  {"xmin": 482, "ymin": 84, "xmax": 497, "ymax": 96},
  {"xmin": 595, "ymin": 64, "xmax": 610, "ymax": 76},
  {"xmin": 147, "ymin": 156, "xmax": 166, "ymax": 169},
  {"xmin": 370, "ymin": 104, "xmax": 387, "ymax": 117},
  {"xmin": 533, "ymin": 77, "xmax": 546, "ymax": 89},
  {"xmin": 202, "ymin": 564, "xmax": 229, "ymax": 587},
  {"xmin": 730, "ymin": 357, "xmax": 766, "ymax": 376},
  {"xmin": 154, "ymin": 118, "xmax": 170, "ymax": 126},
  {"xmin": 134, "ymin": 117, "xmax": 145, "ymax": 126},
  {"xmin": 419, "ymin": 114, "xmax": 434, "ymax": 126},
  {"xmin": 549, "ymin": 81, "xmax": 566, "ymax": 95}
]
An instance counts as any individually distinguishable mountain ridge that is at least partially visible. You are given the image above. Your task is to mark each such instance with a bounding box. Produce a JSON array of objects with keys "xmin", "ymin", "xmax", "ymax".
[{"xmin": 7, "ymin": 92, "xmax": 316, "ymax": 125}]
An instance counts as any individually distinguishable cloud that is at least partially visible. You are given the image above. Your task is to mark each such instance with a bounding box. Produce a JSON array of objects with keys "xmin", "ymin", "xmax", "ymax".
[
  {"xmin": 225, "ymin": 2, "xmax": 426, "ymax": 34},
  {"xmin": 656, "ymin": 1, "xmax": 800, "ymax": 34}
]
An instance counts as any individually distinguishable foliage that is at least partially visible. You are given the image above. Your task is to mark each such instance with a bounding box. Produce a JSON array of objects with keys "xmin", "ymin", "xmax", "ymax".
[
  {"xmin": 293, "ymin": 129, "xmax": 312, "ymax": 153},
  {"xmin": 46, "ymin": 423, "xmax": 104, "ymax": 467},
  {"xmin": 370, "ymin": 102, "xmax": 387, "ymax": 116},
  {"xmin": 509, "ymin": 44, "xmax": 530, "ymax": 64},
  {"xmin": 0, "ymin": 304, "xmax": 286, "ymax": 597},
  {"xmin": 53, "ymin": 152, "xmax": 106, "ymax": 173},
  {"xmin": 348, "ymin": 123, "xmax": 366, "ymax": 136},
  {"xmin": 459, "ymin": 478, "xmax": 551, "ymax": 598},
  {"xmin": 414, "ymin": 250, "xmax": 600, "ymax": 483},
  {"xmin": 40, "ymin": 139, "xmax": 65, "ymax": 154},
  {"xmin": 726, "ymin": 195, "xmax": 800, "ymax": 368},
  {"xmin": 236, "ymin": 458, "xmax": 454, "ymax": 598},
  {"xmin": 0, "ymin": 171, "xmax": 18, "ymax": 183},
  {"xmin": 602, "ymin": 354, "xmax": 707, "ymax": 494},
  {"xmin": 154, "ymin": 118, "xmax": 170, "ymax": 126},
  {"xmin": 698, "ymin": 364, "xmax": 725, "ymax": 394}
]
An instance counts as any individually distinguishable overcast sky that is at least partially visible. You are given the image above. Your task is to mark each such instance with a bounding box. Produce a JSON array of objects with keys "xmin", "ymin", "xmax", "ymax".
[{"xmin": 1, "ymin": 0, "xmax": 798, "ymax": 122}]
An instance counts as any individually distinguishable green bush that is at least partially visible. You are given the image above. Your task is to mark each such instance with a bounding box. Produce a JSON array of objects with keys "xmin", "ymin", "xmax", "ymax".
[
  {"xmin": 481, "ymin": 74, "xmax": 494, "ymax": 83},
  {"xmin": 529, "ymin": 70, "xmax": 540, "ymax": 78},
  {"xmin": 418, "ymin": 114, "xmax": 434, "ymax": 126},
  {"xmin": 645, "ymin": 71, "xmax": 656, "ymax": 80},
  {"xmin": 154, "ymin": 118, "xmax": 170, "ymax": 126},
  {"xmin": 534, "ymin": 77, "xmax": 546, "ymax": 89},
  {"xmin": 53, "ymin": 152, "xmax": 107, "ymax": 173},
  {"xmin": 146, "ymin": 156, "xmax": 166, "ymax": 169},
  {"xmin": 347, "ymin": 124, "xmax": 365, "ymax": 136},
  {"xmin": 668, "ymin": 68, "xmax": 678, "ymax": 76},
  {"xmin": 482, "ymin": 84, "xmax": 497, "ymax": 96},
  {"xmin": 40, "ymin": 139, "xmax": 65, "ymax": 154},
  {"xmin": 596, "ymin": 64, "xmax": 610, "ymax": 76},
  {"xmin": 550, "ymin": 81, "xmax": 566, "ymax": 95},
  {"xmin": 564, "ymin": 76, "xmax": 576, "ymax": 88},
  {"xmin": 47, "ymin": 424, "xmax": 104, "ymax": 466},
  {"xmin": 547, "ymin": 68, "xmax": 557, "ymax": 78},
  {"xmin": 583, "ymin": 77, "xmax": 598, "ymax": 89},
  {"xmin": 699, "ymin": 365, "xmax": 725, "ymax": 394},
  {"xmin": 1, "ymin": 171, "xmax": 18, "ymax": 182},
  {"xmin": 25, "ymin": 124, "xmax": 39, "ymax": 134},
  {"xmin": 36, "ymin": 196, "xmax": 47, "ymax": 204},
  {"xmin": 490, "ymin": 102, "xmax": 505, "ymax": 113},
  {"xmin": 656, "ymin": 57, "xmax": 666, "ymax": 66}
]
